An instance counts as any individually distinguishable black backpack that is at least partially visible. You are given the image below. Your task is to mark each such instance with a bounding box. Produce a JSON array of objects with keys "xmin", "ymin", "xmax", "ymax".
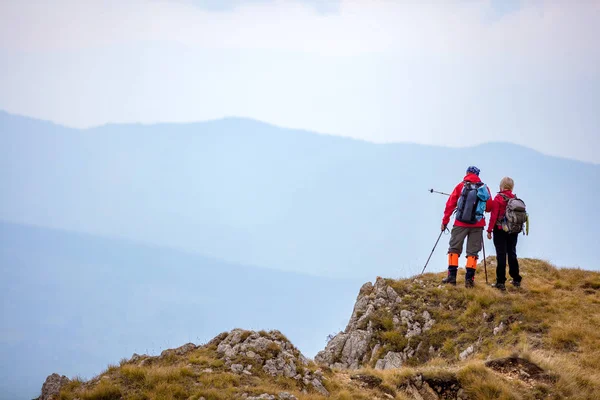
[{"xmin": 456, "ymin": 182, "xmax": 485, "ymax": 224}]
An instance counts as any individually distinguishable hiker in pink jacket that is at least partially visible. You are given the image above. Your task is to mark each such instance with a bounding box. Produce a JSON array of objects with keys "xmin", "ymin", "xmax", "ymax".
[{"xmin": 487, "ymin": 177, "xmax": 523, "ymax": 291}]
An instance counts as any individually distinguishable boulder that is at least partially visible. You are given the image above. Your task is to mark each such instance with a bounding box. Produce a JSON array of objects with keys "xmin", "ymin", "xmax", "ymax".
[
  {"xmin": 375, "ymin": 351, "xmax": 404, "ymax": 370},
  {"xmin": 38, "ymin": 373, "xmax": 70, "ymax": 400}
]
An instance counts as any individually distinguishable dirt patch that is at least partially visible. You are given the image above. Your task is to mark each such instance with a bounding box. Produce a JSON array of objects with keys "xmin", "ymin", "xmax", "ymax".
[
  {"xmin": 400, "ymin": 374, "xmax": 464, "ymax": 400},
  {"xmin": 422, "ymin": 375, "xmax": 462, "ymax": 399},
  {"xmin": 350, "ymin": 374, "xmax": 382, "ymax": 389},
  {"xmin": 485, "ymin": 357, "xmax": 557, "ymax": 385}
]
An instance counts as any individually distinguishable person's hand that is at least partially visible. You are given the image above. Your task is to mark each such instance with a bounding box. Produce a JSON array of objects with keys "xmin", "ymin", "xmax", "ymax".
[
  {"xmin": 487, "ymin": 232, "xmax": 492, "ymax": 240},
  {"xmin": 441, "ymin": 224, "xmax": 447, "ymax": 232}
]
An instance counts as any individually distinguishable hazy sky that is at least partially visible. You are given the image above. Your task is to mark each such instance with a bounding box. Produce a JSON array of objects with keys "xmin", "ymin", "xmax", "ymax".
[{"xmin": 0, "ymin": 0, "xmax": 598, "ymax": 163}]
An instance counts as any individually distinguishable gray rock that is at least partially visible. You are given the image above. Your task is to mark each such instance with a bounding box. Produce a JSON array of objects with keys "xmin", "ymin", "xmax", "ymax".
[
  {"xmin": 173, "ymin": 342, "xmax": 196, "ymax": 355},
  {"xmin": 374, "ymin": 298, "xmax": 387, "ymax": 308},
  {"xmin": 406, "ymin": 321, "xmax": 422, "ymax": 338},
  {"xmin": 375, "ymin": 351, "xmax": 404, "ymax": 370},
  {"xmin": 139, "ymin": 357, "xmax": 153, "ymax": 367},
  {"xmin": 278, "ymin": 392, "xmax": 297, "ymax": 400},
  {"xmin": 315, "ymin": 332, "xmax": 347, "ymax": 365},
  {"xmin": 493, "ymin": 322, "xmax": 505, "ymax": 336},
  {"xmin": 297, "ymin": 354, "xmax": 310, "ymax": 366},
  {"xmin": 423, "ymin": 319, "xmax": 435, "ymax": 332},
  {"xmin": 39, "ymin": 373, "xmax": 70, "ymax": 400},
  {"xmin": 231, "ymin": 364, "xmax": 244, "ymax": 373},
  {"xmin": 311, "ymin": 378, "xmax": 330, "ymax": 396},
  {"xmin": 370, "ymin": 343, "xmax": 381, "ymax": 363},
  {"xmin": 160, "ymin": 342, "xmax": 196, "ymax": 359},
  {"xmin": 355, "ymin": 304, "xmax": 375, "ymax": 330},
  {"xmin": 247, "ymin": 394, "xmax": 276, "ymax": 400},
  {"xmin": 347, "ymin": 296, "xmax": 370, "ymax": 327},
  {"xmin": 340, "ymin": 330, "xmax": 371, "ymax": 369},
  {"xmin": 459, "ymin": 345, "xmax": 475, "ymax": 361},
  {"xmin": 263, "ymin": 358, "xmax": 296, "ymax": 378},
  {"xmin": 130, "ymin": 353, "xmax": 143, "ymax": 363},
  {"xmin": 206, "ymin": 331, "xmax": 229, "ymax": 348},
  {"xmin": 386, "ymin": 286, "xmax": 399, "ymax": 302},
  {"xmin": 422, "ymin": 311, "xmax": 435, "ymax": 332},
  {"xmin": 358, "ymin": 282, "xmax": 374, "ymax": 296},
  {"xmin": 400, "ymin": 309, "xmax": 415, "ymax": 323},
  {"xmin": 374, "ymin": 278, "xmax": 389, "ymax": 299},
  {"xmin": 403, "ymin": 345, "xmax": 415, "ymax": 359}
]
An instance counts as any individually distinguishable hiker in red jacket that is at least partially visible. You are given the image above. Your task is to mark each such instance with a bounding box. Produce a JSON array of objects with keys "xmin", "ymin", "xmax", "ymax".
[
  {"xmin": 487, "ymin": 177, "xmax": 522, "ymax": 291},
  {"xmin": 441, "ymin": 166, "xmax": 492, "ymax": 287}
]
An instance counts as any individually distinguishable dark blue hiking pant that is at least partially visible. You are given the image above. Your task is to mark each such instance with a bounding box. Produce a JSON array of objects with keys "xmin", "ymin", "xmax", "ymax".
[{"xmin": 493, "ymin": 227, "xmax": 521, "ymax": 284}]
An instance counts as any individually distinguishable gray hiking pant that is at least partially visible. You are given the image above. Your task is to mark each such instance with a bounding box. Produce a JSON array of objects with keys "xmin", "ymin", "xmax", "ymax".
[{"xmin": 448, "ymin": 226, "xmax": 484, "ymax": 257}]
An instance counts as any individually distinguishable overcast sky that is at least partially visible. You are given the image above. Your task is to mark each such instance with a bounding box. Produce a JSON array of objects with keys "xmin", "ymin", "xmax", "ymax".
[{"xmin": 0, "ymin": 0, "xmax": 598, "ymax": 163}]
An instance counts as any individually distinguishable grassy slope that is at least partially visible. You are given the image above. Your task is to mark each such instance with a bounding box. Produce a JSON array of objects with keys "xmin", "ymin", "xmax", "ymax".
[{"xmin": 57, "ymin": 259, "xmax": 600, "ymax": 400}]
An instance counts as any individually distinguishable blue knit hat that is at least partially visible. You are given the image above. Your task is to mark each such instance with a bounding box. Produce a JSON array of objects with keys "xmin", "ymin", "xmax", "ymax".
[{"xmin": 466, "ymin": 166, "xmax": 480, "ymax": 176}]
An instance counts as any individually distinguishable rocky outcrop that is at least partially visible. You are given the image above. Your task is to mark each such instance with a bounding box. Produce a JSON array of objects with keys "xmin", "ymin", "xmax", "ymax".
[
  {"xmin": 37, "ymin": 373, "xmax": 70, "ymax": 400},
  {"xmin": 315, "ymin": 279, "xmax": 385, "ymax": 369},
  {"xmin": 160, "ymin": 342, "xmax": 197, "ymax": 359},
  {"xmin": 316, "ymin": 277, "xmax": 436, "ymax": 370},
  {"xmin": 214, "ymin": 329, "xmax": 328, "ymax": 396},
  {"xmin": 215, "ymin": 329, "xmax": 308, "ymax": 376}
]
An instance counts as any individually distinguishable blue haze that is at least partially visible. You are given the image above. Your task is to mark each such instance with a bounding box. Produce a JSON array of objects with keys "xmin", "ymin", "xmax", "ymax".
[
  {"xmin": 0, "ymin": 222, "xmax": 360, "ymax": 400},
  {"xmin": 0, "ymin": 111, "xmax": 597, "ymax": 279},
  {"xmin": 1, "ymin": 110, "xmax": 599, "ymax": 399}
]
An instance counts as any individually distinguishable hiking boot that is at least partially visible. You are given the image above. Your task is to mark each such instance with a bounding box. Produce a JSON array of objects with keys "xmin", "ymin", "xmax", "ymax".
[
  {"xmin": 492, "ymin": 282, "xmax": 506, "ymax": 291},
  {"xmin": 464, "ymin": 267, "xmax": 476, "ymax": 288},
  {"xmin": 510, "ymin": 280, "xmax": 521, "ymax": 288},
  {"xmin": 442, "ymin": 276, "xmax": 457, "ymax": 285},
  {"xmin": 442, "ymin": 266, "xmax": 457, "ymax": 285}
]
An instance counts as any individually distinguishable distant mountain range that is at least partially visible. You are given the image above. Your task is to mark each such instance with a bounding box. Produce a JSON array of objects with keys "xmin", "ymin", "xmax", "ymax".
[{"xmin": 1, "ymin": 110, "xmax": 598, "ymax": 279}]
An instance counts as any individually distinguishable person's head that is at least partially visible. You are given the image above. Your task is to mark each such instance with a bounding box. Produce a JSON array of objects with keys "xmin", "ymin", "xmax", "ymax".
[
  {"xmin": 466, "ymin": 166, "xmax": 480, "ymax": 176},
  {"xmin": 500, "ymin": 177, "xmax": 514, "ymax": 191}
]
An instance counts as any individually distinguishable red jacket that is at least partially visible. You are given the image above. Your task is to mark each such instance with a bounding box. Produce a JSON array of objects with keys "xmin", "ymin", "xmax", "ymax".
[
  {"xmin": 442, "ymin": 174, "xmax": 492, "ymax": 228},
  {"xmin": 487, "ymin": 190, "xmax": 515, "ymax": 233}
]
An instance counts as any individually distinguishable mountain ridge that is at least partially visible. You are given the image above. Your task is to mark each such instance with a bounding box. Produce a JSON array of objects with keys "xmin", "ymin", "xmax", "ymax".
[
  {"xmin": 40, "ymin": 258, "xmax": 600, "ymax": 399},
  {"xmin": 1, "ymin": 109, "xmax": 593, "ymax": 166}
]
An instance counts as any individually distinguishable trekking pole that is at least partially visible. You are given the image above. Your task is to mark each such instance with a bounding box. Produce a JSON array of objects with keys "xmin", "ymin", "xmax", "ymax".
[
  {"xmin": 429, "ymin": 189, "xmax": 451, "ymax": 197},
  {"xmin": 419, "ymin": 230, "xmax": 444, "ymax": 276},
  {"xmin": 482, "ymin": 232, "xmax": 488, "ymax": 284}
]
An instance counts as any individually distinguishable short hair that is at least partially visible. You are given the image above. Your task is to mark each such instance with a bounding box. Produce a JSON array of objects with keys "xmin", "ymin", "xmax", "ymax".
[{"xmin": 500, "ymin": 177, "xmax": 514, "ymax": 191}]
